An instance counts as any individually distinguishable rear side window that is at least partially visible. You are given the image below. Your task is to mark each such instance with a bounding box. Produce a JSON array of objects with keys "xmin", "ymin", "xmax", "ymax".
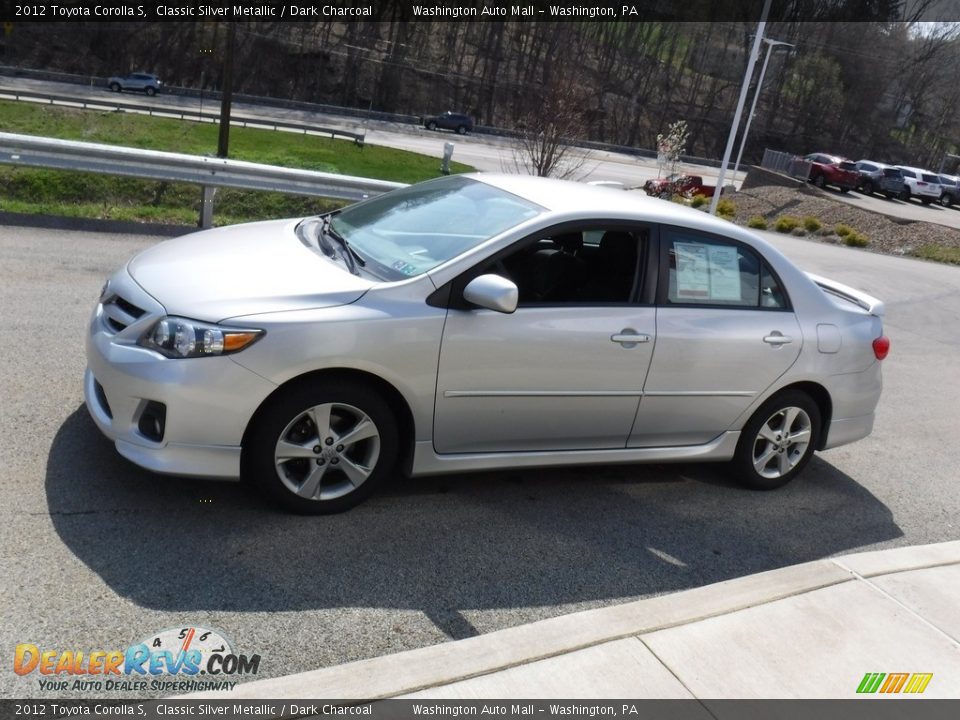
[
  {"xmin": 922, "ymin": 174, "xmax": 940, "ymax": 183},
  {"xmin": 839, "ymin": 161, "xmax": 858, "ymax": 171},
  {"xmin": 883, "ymin": 168, "xmax": 902, "ymax": 177},
  {"xmin": 900, "ymin": 169, "xmax": 916, "ymax": 178},
  {"xmin": 859, "ymin": 163, "xmax": 877, "ymax": 172},
  {"xmin": 663, "ymin": 232, "xmax": 788, "ymax": 309}
]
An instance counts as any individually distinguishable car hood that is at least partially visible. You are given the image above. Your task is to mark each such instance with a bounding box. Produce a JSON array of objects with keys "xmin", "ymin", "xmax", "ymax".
[{"xmin": 127, "ymin": 219, "xmax": 375, "ymax": 321}]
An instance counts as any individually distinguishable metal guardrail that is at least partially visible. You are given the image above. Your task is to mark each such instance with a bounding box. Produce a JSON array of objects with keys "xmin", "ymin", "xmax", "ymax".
[
  {"xmin": 0, "ymin": 87, "xmax": 367, "ymax": 145},
  {"xmin": 0, "ymin": 132, "xmax": 405, "ymax": 228},
  {"xmin": 762, "ymin": 148, "xmax": 812, "ymax": 180}
]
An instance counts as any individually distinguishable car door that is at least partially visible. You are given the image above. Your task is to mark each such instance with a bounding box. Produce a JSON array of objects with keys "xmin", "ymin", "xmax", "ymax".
[
  {"xmin": 434, "ymin": 223, "xmax": 658, "ymax": 454},
  {"xmin": 629, "ymin": 227, "xmax": 801, "ymax": 447}
]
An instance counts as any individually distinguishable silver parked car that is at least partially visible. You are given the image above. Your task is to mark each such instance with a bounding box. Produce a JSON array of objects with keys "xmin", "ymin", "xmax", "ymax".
[
  {"xmin": 85, "ymin": 174, "xmax": 889, "ymax": 513},
  {"xmin": 107, "ymin": 72, "xmax": 162, "ymax": 96}
]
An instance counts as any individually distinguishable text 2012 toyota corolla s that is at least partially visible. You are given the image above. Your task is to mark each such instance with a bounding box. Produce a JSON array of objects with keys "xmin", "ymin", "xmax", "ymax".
[{"xmin": 85, "ymin": 174, "xmax": 889, "ymax": 513}]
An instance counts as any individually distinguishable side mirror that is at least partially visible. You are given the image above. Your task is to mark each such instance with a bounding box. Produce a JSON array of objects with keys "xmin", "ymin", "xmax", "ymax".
[{"xmin": 463, "ymin": 274, "xmax": 518, "ymax": 314}]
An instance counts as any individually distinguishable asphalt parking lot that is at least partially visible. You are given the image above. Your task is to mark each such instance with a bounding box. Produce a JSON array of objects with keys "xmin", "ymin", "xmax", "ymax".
[{"xmin": 1, "ymin": 221, "xmax": 958, "ymax": 699}]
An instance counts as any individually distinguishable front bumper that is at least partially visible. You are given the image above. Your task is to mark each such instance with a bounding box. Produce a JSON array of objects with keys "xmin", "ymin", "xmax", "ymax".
[{"xmin": 84, "ymin": 273, "xmax": 277, "ymax": 479}]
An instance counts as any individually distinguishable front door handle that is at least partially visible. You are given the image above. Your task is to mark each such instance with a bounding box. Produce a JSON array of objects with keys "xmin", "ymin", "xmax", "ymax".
[
  {"xmin": 611, "ymin": 330, "xmax": 651, "ymax": 348},
  {"xmin": 763, "ymin": 331, "xmax": 793, "ymax": 346}
]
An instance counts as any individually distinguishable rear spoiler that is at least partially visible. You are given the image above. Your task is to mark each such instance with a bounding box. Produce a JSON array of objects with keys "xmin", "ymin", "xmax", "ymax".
[{"xmin": 806, "ymin": 273, "xmax": 885, "ymax": 317}]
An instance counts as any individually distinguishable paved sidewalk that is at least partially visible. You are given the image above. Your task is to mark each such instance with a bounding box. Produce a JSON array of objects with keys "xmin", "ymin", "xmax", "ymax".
[{"xmin": 192, "ymin": 541, "xmax": 960, "ymax": 699}]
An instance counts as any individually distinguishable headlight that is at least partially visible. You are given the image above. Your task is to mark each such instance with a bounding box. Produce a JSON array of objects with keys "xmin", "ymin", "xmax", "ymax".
[{"xmin": 138, "ymin": 317, "xmax": 264, "ymax": 359}]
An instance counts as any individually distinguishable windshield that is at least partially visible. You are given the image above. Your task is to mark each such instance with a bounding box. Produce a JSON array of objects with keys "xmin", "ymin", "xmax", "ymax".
[{"xmin": 328, "ymin": 176, "xmax": 543, "ymax": 280}]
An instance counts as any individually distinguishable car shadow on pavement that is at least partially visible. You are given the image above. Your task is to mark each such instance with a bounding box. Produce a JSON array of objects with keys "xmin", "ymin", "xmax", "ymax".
[{"xmin": 48, "ymin": 406, "xmax": 903, "ymax": 636}]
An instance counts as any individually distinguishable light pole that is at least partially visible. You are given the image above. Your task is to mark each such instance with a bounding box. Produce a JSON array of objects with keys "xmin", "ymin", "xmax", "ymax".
[
  {"xmin": 732, "ymin": 39, "xmax": 794, "ymax": 179},
  {"xmin": 709, "ymin": 0, "xmax": 772, "ymax": 216}
]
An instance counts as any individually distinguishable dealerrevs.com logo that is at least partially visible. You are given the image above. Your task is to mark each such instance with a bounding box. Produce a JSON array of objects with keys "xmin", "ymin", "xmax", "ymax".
[{"xmin": 14, "ymin": 626, "xmax": 261, "ymax": 693}]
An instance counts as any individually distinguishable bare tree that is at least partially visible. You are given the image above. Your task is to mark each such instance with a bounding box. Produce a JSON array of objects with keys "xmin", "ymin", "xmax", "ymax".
[{"xmin": 504, "ymin": 70, "xmax": 593, "ymax": 179}]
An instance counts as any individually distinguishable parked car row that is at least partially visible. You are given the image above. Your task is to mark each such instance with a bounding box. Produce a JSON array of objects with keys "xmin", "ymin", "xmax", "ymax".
[{"xmin": 803, "ymin": 153, "xmax": 959, "ymax": 208}]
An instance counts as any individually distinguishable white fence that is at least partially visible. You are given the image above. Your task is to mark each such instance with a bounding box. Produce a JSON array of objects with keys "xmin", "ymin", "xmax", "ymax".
[{"xmin": 761, "ymin": 149, "xmax": 812, "ymax": 180}]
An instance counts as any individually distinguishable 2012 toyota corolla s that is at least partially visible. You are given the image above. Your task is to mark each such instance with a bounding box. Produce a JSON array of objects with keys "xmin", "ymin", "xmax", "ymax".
[{"xmin": 85, "ymin": 174, "xmax": 889, "ymax": 513}]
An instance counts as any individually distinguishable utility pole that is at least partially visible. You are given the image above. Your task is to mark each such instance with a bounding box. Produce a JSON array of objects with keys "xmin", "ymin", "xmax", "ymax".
[
  {"xmin": 709, "ymin": 0, "xmax": 772, "ymax": 215},
  {"xmin": 217, "ymin": 23, "xmax": 237, "ymax": 158},
  {"xmin": 732, "ymin": 39, "xmax": 794, "ymax": 179}
]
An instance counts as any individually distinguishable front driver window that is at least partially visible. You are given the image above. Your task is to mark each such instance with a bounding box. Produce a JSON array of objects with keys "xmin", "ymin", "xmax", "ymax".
[{"xmin": 484, "ymin": 227, "xmax": 646, "ymax": 305}]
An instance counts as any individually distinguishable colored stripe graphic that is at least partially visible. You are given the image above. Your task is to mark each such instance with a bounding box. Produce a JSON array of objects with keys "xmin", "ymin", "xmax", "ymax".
[
  {"xmin": 857, "ymin": 672, "xmax": 933, "ymax": 694},
  {"xmin": 857, "ymin": 673, "xmax": 885, "ymax": 693},
  {"xmin": 904, "ymin": 673, "xmax": 933, "ymax": 694},
  {"xmin": 880, "ymin": 673, "xmax": 909, "ymax": 693}
]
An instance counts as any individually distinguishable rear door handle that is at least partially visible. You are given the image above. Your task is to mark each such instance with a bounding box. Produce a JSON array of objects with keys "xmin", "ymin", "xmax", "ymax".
[{"xmin": 763, "ymin": 332, "xmax": 792, "ymax": 346}]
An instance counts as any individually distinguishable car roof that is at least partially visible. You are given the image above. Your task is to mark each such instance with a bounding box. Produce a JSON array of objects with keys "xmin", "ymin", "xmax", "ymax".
[
  {"xmin": 857, "ymin": 159, "xmax": 889, "ymax": 168},
  {"xmin": 470, "ymin": 172, "xmax": 742, "ymax": 236}
]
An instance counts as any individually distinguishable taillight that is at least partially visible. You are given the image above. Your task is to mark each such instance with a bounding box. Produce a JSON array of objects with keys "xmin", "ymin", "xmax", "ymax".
[{"xmin": 873, "ymin": 335, "xmax": 890, "ymax": 360}]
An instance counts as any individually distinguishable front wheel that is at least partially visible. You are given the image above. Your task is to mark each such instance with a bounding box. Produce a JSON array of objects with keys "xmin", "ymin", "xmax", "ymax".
[
  {"xmin": 109, "ymin": 82, "xmax": 121, "ymax": 92},
  {"xmin": 860, "ymin": 181, "xmax": 874, "ymax": 195},
  {"xmin": 426, "ymin": 121, "xmax": 437, "ymax": 131},
  {"xmin": 456, "ymin": 125, "xmax": 467, "ymax": 135},
  {"xmin": 242, "ymin": 380, "xmax": 398, "ymax": 514},
  {"xmin": 921, "ymin": 198, "xmax": 932, "ymax": 205},
  {"xmin": 941, "ymin": 194, "xmax": 954, "ymax": 208},
  {"xmin": 729, "ymin": 391, "xmax": 821, "ymax": 490},
  {"xmin": 145, "ymin": 87, "xmax": 156, "ymax": 97},
  {"xmin": 813, "ymin": 174, "xmax": 826, "ymax": 189}
]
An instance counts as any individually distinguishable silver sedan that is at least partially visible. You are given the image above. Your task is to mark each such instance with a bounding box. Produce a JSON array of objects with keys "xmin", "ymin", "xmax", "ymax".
[{"xmin": 85, "ymin": 174, "xmax": 889, "ymax": 513}]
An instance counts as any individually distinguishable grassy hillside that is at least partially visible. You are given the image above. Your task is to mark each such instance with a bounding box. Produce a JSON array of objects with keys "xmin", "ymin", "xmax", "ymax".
[{"xmin": 0, "ymin": 101, "xmax": 474, "ymax": 226}]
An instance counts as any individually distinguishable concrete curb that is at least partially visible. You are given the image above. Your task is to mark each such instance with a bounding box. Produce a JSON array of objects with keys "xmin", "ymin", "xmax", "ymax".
[{"xmin": 187, "ymin": 541, "xmax": 960, "ymax": 700}]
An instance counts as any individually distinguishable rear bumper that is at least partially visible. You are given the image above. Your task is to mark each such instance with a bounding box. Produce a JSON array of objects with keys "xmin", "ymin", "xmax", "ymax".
[{"xmin": 823, "ymin": 413, "xmax": 875, "ymax": 450}]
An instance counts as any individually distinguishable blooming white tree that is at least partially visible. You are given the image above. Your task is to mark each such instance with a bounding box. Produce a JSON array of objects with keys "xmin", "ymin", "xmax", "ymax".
[{"xmin": 656, "ymin": 120, "xmax": 690, "ymax": 178}]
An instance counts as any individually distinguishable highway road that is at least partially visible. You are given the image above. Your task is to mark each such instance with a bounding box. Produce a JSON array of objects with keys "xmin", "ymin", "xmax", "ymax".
[
  {"xmin": 4, "ymin": 76, "xmax": 960, "ymax": 229},
  {"xmin": 1, "ymin": 221, "xmax": 958, "ymax": 699}
]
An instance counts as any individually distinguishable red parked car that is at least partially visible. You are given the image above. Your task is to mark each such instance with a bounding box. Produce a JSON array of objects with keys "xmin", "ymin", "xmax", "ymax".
[
  {"xmin": 803, "ymin": 153, "xmax": 860, "ymax": 193},
  {"xmin": 643, "ymin": 174, "xmax": 717, "ymax": 198}
]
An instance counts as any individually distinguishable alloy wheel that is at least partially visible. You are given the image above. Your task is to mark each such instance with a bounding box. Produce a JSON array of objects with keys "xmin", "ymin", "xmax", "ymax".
[
  {"xmin": 274, "ymin": 402, "xmax": 381, "ymax": 501},
  {"xmin": 751, "ymin": 406, "xmax": 812, "ymax": 480}
]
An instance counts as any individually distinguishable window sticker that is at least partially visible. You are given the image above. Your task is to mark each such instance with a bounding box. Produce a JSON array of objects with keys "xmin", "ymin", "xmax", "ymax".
[
  {"xmin": 674, "ymin": 242, "xmax": 710, "ymax": 298},
  {"xmin": 706, "ymin": 244, "xmax": 742, "ymax": 300},
  {"xmin": 674, "ymin": 241, "xmax": 742, "ymax": 301},
  {"xmin": 391, "ymin": 260, "xmax": 419, "ymax": 275}
]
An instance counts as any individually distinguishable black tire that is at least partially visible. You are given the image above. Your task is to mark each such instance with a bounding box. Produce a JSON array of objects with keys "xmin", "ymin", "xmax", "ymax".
[
  {"xmin": 941, "ymin": 194, "xmax": 954, "ymax": 208},
  {"xmin": 242, "ymin": 379, "xmax": 399, "ymax": 514},
  {"xmin": 900, "ymin": 189, "xmax": 910, "ymax": 201},
  {"xmin": 145, "ymin": 87, "xmax": 156, "ymax": 97},
  {"xmin": 729, "ymin": 390, "xmax": 821, "ymax": 490},
  {"xmin": 813, "ymin": 174, "xmax": 826, "ymax": 189},
  {"xmin": 861, "ymin": 180, "xmax": 874, "ymax": 195},
  {"xmin": 426, "ymin": 121, "xmax": 437, "ymax": 131},
  {"xmin": 840, "ymin": 187, "xmax": 850, "ymax": 194},
  {"xmin": 921, "ymin": 197, "xmax": 932, "ymax": 205},
  {"xmin": 109, "ymin": 82, "xmax": 121, "ymax": 92},
  {"xmin": 456, "ymin": 125, "xmax": 467, "ymax": 135}
]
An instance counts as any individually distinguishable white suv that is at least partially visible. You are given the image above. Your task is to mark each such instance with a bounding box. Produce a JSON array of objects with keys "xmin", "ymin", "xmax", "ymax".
[
  {"xmin": 897, "ymin": 166, "xmax": 943, "ymax": 205},
  {"xmin": 107, "ymin": 73, "xmax": 162, "ymax": 96}
]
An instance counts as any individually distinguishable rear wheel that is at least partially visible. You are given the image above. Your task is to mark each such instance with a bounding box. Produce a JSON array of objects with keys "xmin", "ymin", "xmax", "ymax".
[
  {"xmin": 941, "ymin": 194, "xmax": 954, "ymax": 208},
  {"xmin": 109, "ymin": 82, "xmax": 121, "ymax": 92},
  {"xmin": 145, "ymin": 87, "xmax": 156, "ymax": 97},
  {"xmin": 729, "ymin": 391, "xmax": 821, "ymax": 490},
  {"xmin": 242, "ymin": 380, "xmax": 398, "ymax": 514},
  {"xmin": 900, "ymin": 188, "xmax": 911, "ymax": 201},
  {"xmin": 860, "ymin": 180, "xmax": 874, "ymax": 195},
  {"xmin": 921, "ymin": 197, "xmax": 932, "ymax": 205},
  {"xmin": 456, "ymin": 125, "xmax": 467, "ymax": 135},
  {"xmin": 840, "ymin": 187, "xmax": 850, "ymax": 193},
  {"xmin": 426, "ymin": 121, "xmax": 437, "ymax": 131}
]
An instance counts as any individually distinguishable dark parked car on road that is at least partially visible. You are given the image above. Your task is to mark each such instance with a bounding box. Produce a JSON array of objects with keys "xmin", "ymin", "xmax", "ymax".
[
  {"xmin": 107, "ymin": 73, "xmax": 162, "ymax": 96},
  {"xmin": 423, "ymin": 111, "xmax": 474, "ymax": 135},
  {"xmin": 804, "ymin": 153, "xmax": 859, "ymax": 192},
  {"xmin": 937, "ymin": 174, "xmax": 960, "ymax": 207},
  {"xmin": 855, "ymin": 160, "xmax": 906, "ymax": 199}
]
